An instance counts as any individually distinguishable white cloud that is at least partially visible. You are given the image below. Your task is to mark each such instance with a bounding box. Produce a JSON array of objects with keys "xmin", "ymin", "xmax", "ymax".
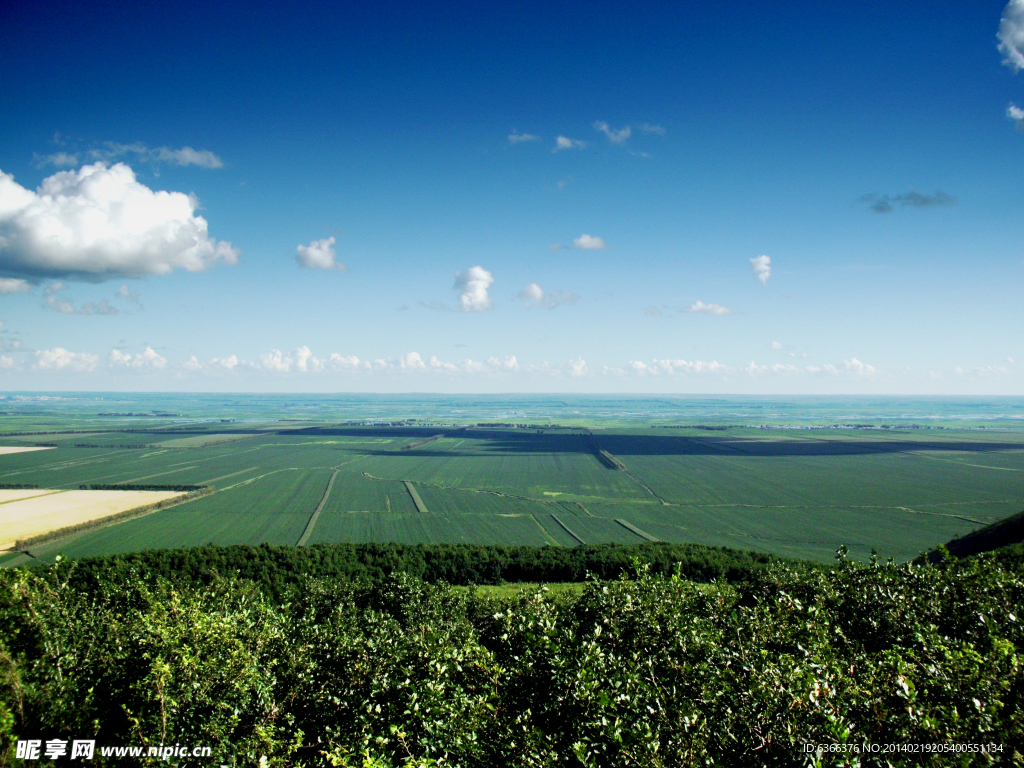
[
  {"xmin": 454, "ymin": 265, "xmax": 494, "ymax": 312},
  {"xmin": 183, "ymin": 355, "xmax": 202, "ymax": 371},
  {"xmin": 0, "ymin": 278, "xmax": 30, "ymax": 294},
  {"xmin": 488, "ymin": 355, "xmax": 519, "ymax": 371},
  {"xmin": 508, "ymin": 131, "xmax": 539, "ymax": 144},
  {"xmin": 750, "ymin": 254, "xmax": 771, "ymax": 284},
  {"xmin": 108, "ymin": 346, "xmax": 167, "ymax": 371},
  {"xmin": 90, "ymin": 143, "xmax": 224, "ymax": 168},
  {"xmin": 258, "ymin": 346, "xmax": 324, "ymax": 373},
  {"xmin": 209, "ymin": 354, "xmax": 239, "ymax": 370},
  {"xmin": 518, "ymin": 282, "xmax": 579, "ymax": 309},
  {"xmin": 999, "ymin": 0, "xmax": 1024, "ymax": 71},
  {"xmin": 0, "ymin": 163, "xmax": 239, "ymax": 282},
  {"xmin": 573, "ymin": 234, "xmax": 606, "ymax": 250},
  {"xmin": 553, "ymin": 136, "xmax": 588, "ymax": 152},
  {"xmin": 548, "ymin": 243, "xmax": 563, "ymax": 251},
  {"xmin": 770, "ymin": 341, "xmax": 783, "ymax": 350},
  {"xmin": 401, "ymin": 351, "xmax": 426, "ymax": 370},
  {"xmin": 0, "ymin": 355, "xmax": 14, "ymax": 370},
  {"xmin": 296, "ymin": 236, "xmax": 347, "ymax": 271},
  {"xmin": 569, "ymin": 358, "xmax": 588, "ymax": 377},
  {"xmin": 844, "ymin": 358, "xmax": 877, "ymax": 376},
  {"xmin": 1008, "ymin": 103, "xmax": 1024, "ymax": 130},
  {"xmin": 34, "ymin": 347, "xmax": 99, "ymax": 372},
  {"xmin": 685, "ymin": 300, "xmax": 735, "ymax": 315},
  {"xmin": 593, "ymin": 121, "xmax": 631, "ymax": 144},
  {"xmin": 630, "ymin": 359, "xmax": 725, "ymax": 375}
]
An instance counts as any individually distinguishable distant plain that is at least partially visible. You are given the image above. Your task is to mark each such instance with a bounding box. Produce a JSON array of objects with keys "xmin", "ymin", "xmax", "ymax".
[{"xmin": 1, "ymin": 393, "xmax": 1022, "ymax": 565}]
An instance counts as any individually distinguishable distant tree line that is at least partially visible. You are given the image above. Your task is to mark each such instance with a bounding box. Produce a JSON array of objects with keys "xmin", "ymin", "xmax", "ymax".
[
  {"xmin": 53, "ymin": 542, "xmax": 793, "ymax": 602},
  {"xmin": 79, "ymin": 483, "xmax": 208, "ymax": 492}
]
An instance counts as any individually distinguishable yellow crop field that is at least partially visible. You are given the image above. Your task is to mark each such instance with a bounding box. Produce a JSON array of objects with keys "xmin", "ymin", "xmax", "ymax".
[
  {"xmin": 0, "ymin": 490, "xmax": 185, "ymax": 550},
  {"xmin": 0, "ymin": 489, "xmax": 57, "ymax": 504},
  {"xmin": 0, "ymin": 446, "xmax": 56, "ymax": 455}
]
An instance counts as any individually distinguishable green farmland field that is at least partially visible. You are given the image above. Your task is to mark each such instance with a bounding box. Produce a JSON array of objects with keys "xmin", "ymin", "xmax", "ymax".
[{"xmin": 2, "ymin": 395, "xmax": 1024, "ymax": 563}]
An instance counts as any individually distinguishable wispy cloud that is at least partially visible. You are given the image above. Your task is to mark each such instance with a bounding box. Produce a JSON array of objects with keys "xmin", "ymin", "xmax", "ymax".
[
  {"xmin": 999, "ymin": 0, "xmax": 1024, "ymax": 71},
  {"xmin": 33, "ymin": 152, "xmax": 80, "ymax": 168},
  {"xmin": 593, "ymin": 121, "xmax": 631, "ymax": 144},
  {"xmin": 89, "ymin": 142, "xmax": 224, "ymax": 168},
  {"xmin": 859, "ymin": 190, "xmax": 957, "ymax": 214},
  {"xmin": 750, "ymin": 255, "xmax": 771, "ymax": 284},
  {"xmin": 639, "ymin": 123, "xmax": 666, "ymax": 135},
  {"xmin": 518, "ymin": 282, "xmax": 579, "ymax": 308},
  {"xmin": 684, "ymin": 300, "xmax": 735, "ymax": 315},
  {"xmin": 573, "ymin": 234, "xmax": 606, "ymax": 250},
  {"xmin": 508, "ymin": 131, "xmax": 540, "ymax": 144},
  {"xmin": 553, "ymin": 136, "xmax": 588, "ymax": 152}
]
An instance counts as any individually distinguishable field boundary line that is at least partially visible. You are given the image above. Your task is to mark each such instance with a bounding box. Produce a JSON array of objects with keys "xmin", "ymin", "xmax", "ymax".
[
  {"xmin": 117, "ymin": 466, "xmax": 199, "ymax": 484},
  {"xmin": 550, "ymin": 514, "xmax": 586, "ymax": 545},
  {"xmin": 404, "ymin": 481, "xmax": 429, "ymax": 513},
  {"xmin": 199, "ymin": 466, "xmax": 260, "ymax": 485},
  {"xmin": 529, "ymin": 514, "xmax": 563, "ymax": 546},
  {"xmin": 615, "ymin": 518, "xmax": 660, "ymax": 542},
  {"xmin": 297, "ymin": 470, "xmax": 340, "ymax": 546},
  {"xmin": 0, "ymin": 490, "xmax": 64, "ymax": 506}
]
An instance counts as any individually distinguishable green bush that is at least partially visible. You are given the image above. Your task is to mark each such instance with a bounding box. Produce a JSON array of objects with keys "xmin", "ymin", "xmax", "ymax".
[{"xmin": 1, "ymin": 552, "xmax": 1021, "ymax": 766}]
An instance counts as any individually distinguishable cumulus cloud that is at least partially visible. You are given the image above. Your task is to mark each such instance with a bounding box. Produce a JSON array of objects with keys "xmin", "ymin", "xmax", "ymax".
[
  {"xmin": 258, "ymin": 346, "xmax": 324, "ymax": 373},
  {"xmin": 573, "ymin": 234, "xmax": 606, "ymax": 250},
  {"xmin": 750, "ymin": 254, "xmax": 771, "ymax": 284},
  {"xmin": 518, "ymin": 282, "xmax": 579, "ymax": 309},
  {"xmin": 508, "ymin": 131, "xmax": 539, "ymax": 144},
  {"xmin": 593, "ymin": 121, "xmax": 631, "ymax": 144},
  {"xmin": 0, "ymin": 355, "xmax": 14, "ymax": 370},
  {"xmin": 769, "ymin": 341, "xmax": 783, "ymax": 350},
  {"xmin": 89, "ymin": 142, "xmax": 224, "ymax": 168},
  {"xmin": 0, "ymin": 278, "xmax": 30, "ymax": 294},
  {"xmin": 685, "ymin": 300, "xmax": 735, "ymax": 315},
  {"xmin": 296, "ymin": 236, "xmax": 347, "ymax": 271},
  {"xmin": 843, "ymin": 358, "xmax": 877, "ymax": 376},
  {"xmin": 553, "ymin": 136, "xmax": 588, "ymax": 152},
  {"xmin": 999, "ymin": 0, "xmax": 1024, "ymax": 71},
  {"xmin": 454, "ymin": 266, "xmax": 494, "ymax": 312},
  {"xmin": 569, "ymin": 358, "xmax": 588, "ymax": 377},
  {"xmin": 859, "ymin": 190, "xmax": 957, "ymax": 214},
  {"xmin": 0, "ymin": 163, "xmax": 239, "ymax": 282},
  {"xmin": 34, "ymin": 347, "xmax": 99, "ymax": 372},
  {"xmin": 1008, "ymin": 103, "xmax": 1024, "ymax": 130},
  {"xmin": 630, "ymin": 359, "xmax": 725, "ymax": 375},
  {"xmin": 109, "ymin": 346, "xmax": 167, "ymax": 371}
]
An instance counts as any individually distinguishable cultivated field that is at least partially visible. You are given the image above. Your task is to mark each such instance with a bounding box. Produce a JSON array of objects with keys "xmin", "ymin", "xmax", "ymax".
[
  {"xmin": 1, "ymin": 395, "xmax": 1023, "ymax": 564},
  {"xmin": 0, "ymin": 489, "xmax": 186, "ymax": 550}
]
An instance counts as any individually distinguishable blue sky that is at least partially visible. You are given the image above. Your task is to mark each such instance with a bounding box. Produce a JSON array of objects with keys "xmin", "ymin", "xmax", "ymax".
[{"xmin": 1, "ymin": 0, "xmax": 1023, "ymax": 393}]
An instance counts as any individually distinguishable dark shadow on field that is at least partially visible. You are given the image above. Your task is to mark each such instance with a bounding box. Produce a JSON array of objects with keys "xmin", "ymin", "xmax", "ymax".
[{"xmin": 332, "ymin": 428, "xmax": 1024, "ymax": 459}]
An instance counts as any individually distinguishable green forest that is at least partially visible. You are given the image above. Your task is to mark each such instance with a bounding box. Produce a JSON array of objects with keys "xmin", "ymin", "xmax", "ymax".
[{"xmin": 1, "ymin": 543, "xmax": 1022, "ymax": 766}]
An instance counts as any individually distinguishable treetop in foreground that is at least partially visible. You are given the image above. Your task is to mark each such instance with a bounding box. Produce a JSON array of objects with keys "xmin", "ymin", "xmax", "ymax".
[{"xmin": 0, "ymin": 550, "xmax": 1021, "ymax": 766}]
